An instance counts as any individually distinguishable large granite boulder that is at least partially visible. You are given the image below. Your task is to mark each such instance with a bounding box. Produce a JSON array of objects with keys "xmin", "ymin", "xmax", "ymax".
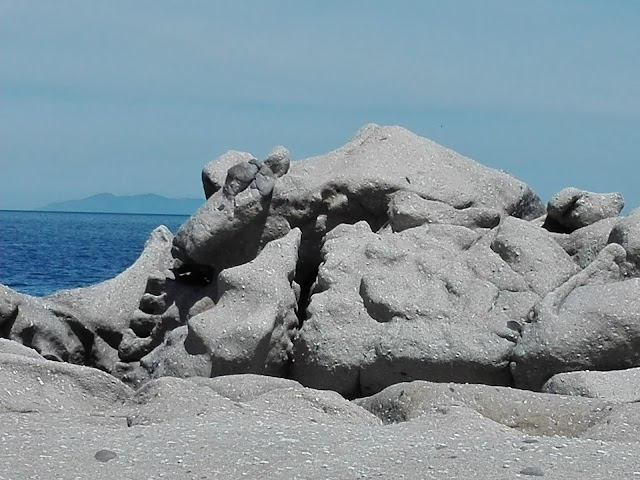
[
  {"xmin": 191, "ymin": 124, "xmax": 544, "ymax": 277},
  {"xmin": 291, "ymin": 214, "xmax": 576, "ymax": 398}
]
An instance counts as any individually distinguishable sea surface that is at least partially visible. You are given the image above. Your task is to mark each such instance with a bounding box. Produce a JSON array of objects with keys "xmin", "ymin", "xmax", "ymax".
[{"xmin": 0, "ymin": 210, "xmax": 189, "ymax": 296}]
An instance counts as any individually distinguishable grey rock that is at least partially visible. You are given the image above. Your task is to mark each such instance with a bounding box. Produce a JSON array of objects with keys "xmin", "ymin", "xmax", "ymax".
[
  {"xmin": 172, "ymin": 173, "xmax": 291, "ymax": 271},
  {"xmin": 115, "ymin": 264, "xmax": 217, "ymax": 372},
  {"xmin": 148, "ymin": 229, "xmax": 301, "ymax": 380},
  {"xmin": 263, "ymin": 145, "xmax": 290, "ymax": 178},
  {"xmin": 188, "ymin": 373, "xmax": 301, "ymax": 402},
  {"xmin": 3, "ymin": 374, "xmax": 640, "ymax": 479},
  {"xmin": 546, "ymin": 187, "xmax": 624, "ymax": 232},
  {"xmin": 121, "ymin": 374, "xmax": 378, "ymax": 428},
  {"xmin": 0, "ymin": 227, "xmax": 173, "ymax": 371},
  {"xmin": 196, "ymin": 124, "xmax": 544, "ymax": 275},
  {"xmin": 388, "ymin": 190, "xmax": 501, "ymax": 232},
  {"xmin": 0, "ymin": 227, "xmax": 174, "ymax": 371},
  {"xmin": 554, "ymin": 217, "xmax": 619, "ymax": 268},
  {"xmin": 252, "ymin": 163, "xmax": 276, "ymax": 196},
  {"xmin": 137, "ymin": 325, "xmax": 211, "ymax": 381},
  {"xmin": 292, "ymin": 221, "xmax": 544, "ymax": 397},
  {"xmin": 355, "ymin": 380, "xmax": 614, "ymax": 439},
  {"xmin": 202, "ymin": 150, "xmax": 255, "ymax": 199},
  {"xmin": 222, "ymin": 161, "xmax": 260, "ymax": 198},
  {"xmin": 511, "ymin": 243, "xmax": 640, "ymax": 390},
  {"xmin": 520, "ymin": 466, "xmax": 545, "ymax": 476},
  {"xmin": 583, "ymin": 402, "xmax": 640, "ymax": 442},
  {"xmin": 46, "ymin": 226, "xmax": 174, "ymax": 336},
  {"xmin": 0, "ymin": 283, "xmax": 94, "ymax": 363},
  {"xmin": 543, "ymin": 367, "xmax": 640, "ymax": 403},
  {"xmin": 0, "ymin": 352, "xmax": 132, "ymax": 414},
  {"xmin": 608, "ymin": 207, "xmax": 640, "ymax": 276},
  {"xmin": 94, "ymin": 450, "xmax": 117, "ymax": 462},
  {"xmin": 0, "ymin": 338, "xmax": 43, "ymax": 359},
  {"xmin": 489, "ymin": 216, "xmax": 579, "ymax": 296}
]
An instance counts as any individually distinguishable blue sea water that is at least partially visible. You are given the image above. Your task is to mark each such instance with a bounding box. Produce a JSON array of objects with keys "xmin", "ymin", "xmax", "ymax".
[{"xmin": 0, "ymin": 210, "xmax": 189, "ymax": 296}]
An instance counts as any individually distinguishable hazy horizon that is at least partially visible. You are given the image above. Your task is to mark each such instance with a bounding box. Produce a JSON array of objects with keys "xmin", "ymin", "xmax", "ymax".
[{"xmin": 2, "ymin": 1, "xmax": 639, "ymax": 211}]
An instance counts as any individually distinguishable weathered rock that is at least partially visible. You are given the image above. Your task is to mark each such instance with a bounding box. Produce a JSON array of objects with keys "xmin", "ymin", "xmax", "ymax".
[
  {"xmin": 546, "ymin": 187, "xmax": 624, "ymax": 233},
  {"xmin": 195, "ymin": 124, "xmax": 544, "ymax": 275},
  {"xmin": 582, "ymin": 402, "xmax": 640, "ymax": 442},
  {"xmin": 172, "ymin": 168, "xmax": 291, "ymax": 272},
  {"xmin": 263, "ymin": 145, "xmax": 291, "ymax": 178},
  {"xmin": 145, "ymin": 228, "xmax": 301, "ymax": 380},
  {"xmin": 223, "ymin": 160, "xmax": 260, "ymax": 198},
  {"xmin": 543, "ymin": 367, "xmax": 640, "ymax": 403},
  {"xmin": 0, "ymin": 352, "xmax": 132, "ymax": 413},
  {"xmin": 189, "ymin": 373, "xmax": 300, "ymax": 402},
  {"xmin": 0, "ymin": 283, "xmax": 92, "ymax": 363},
  {"xmin": 136, "ymin": 325, "xmax": 211, "ymax": 383},
  {"xmin": 202, "ymin": 150, "xmax": 255, "ymax": 199},
  {"xmin": 489, "ymin": 216, "xmax": 579, "ymax": 296},
  {"xmin": 46, "ymin": 226, "xmax": 175, "ymax": 335},
  {"xmin": 0, "ymin": 338, "xmax": 43, "ymax": 359},
  {"xmin": 355, "ymin": 380, "xmax": 615, "ymax": 439},
  {"xmin": 0, "ymin": 227, "xmax": 174, "ymax": 371},
  {"xmin": 4, "ymin": 373, "xmax": 640, "ymax": 479},
  {"xmin": 292, "ymin": 220, "xmax": 553, "ymax": 397},
  {"xmin": 511, "ymin": 243, "xmax": 640, "ymax": 390},
  {"xmin": 123, "ymin": 374, "xmax": 378, "ymax": 428},
  {"xmin": 116, "ymin": 266, "xmax": 217, "ymax": 366},
  {"xmin": 388, "ymin": 190, "xmax": 501, "ymax": 232},
  {"xmin": 608, "ymin": 208, "xmax": 640, "ymax": 277},
  {"xmin": 553, "ymin": 217, "xmax": 619, "ymax": 268}
]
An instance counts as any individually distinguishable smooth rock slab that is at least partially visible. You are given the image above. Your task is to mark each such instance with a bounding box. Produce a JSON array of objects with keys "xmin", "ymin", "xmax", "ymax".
[
  {"xmin": 543, "ymin": 367, "xmax": 640, "ymax": 403},
  {"xmin": 3, "ymin": 375, "xmax": 640, "ymax": 479}
]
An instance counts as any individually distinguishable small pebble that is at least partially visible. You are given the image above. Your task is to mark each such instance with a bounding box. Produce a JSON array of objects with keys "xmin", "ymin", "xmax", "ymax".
[
  {"xmin": 520, "ymin": 466, "xmax": 544, "ymax": 476},
  {"xmin": 94, "ymin": 449, "xmax": 117, "ymax": 463}
]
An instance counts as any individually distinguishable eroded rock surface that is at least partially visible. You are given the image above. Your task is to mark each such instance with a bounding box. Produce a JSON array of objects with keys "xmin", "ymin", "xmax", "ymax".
[
  {"xmin": 5, "ymin": 123, "xmax": 640, "ymax": 478},
  {"xmin": 291, "ymin": 215, "xmax": 578, "ymax": 397},
  {"xmin": 545, "ymin": 187, "xmax": 624, "ymax": 233}
]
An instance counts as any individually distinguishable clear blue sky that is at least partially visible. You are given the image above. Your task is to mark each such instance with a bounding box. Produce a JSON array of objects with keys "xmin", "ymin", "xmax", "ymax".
[{"xmin": 1, "ymin": 1, "xmax": 639, "ymax": 210}]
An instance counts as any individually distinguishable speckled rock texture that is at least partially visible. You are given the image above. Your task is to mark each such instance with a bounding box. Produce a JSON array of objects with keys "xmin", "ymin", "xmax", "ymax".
[
  {"xmin": 545, "ymin": 187, "xmax": 624, "ymax": 233},
  {"xmin": 2, "ymin": 365, "xmax": 640, "ymax": 479},
  {"xmin": 4, "ymin": 124, "xmax": 640, "ymax": 478},
  {"xmin": 543, "ymin": 367, "xmax": 640, "ymax": 403}
]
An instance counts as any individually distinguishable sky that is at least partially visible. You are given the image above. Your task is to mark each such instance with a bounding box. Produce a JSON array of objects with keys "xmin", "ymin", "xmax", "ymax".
[{"xmin": 1, "ymin": 1, "xmax": 639, "ymax": 211}]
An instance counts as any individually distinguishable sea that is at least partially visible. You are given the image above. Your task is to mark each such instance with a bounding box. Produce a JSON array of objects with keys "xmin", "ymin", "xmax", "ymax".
[{"xmin": 0, "ymin": 210, "xmax": 189, "ymax": 297}]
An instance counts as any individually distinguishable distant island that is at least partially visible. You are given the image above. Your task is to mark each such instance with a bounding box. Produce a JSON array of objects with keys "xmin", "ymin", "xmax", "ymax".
[{"xmin": 40, "ymin": 193, "xmax": 204, "ymax": 215}]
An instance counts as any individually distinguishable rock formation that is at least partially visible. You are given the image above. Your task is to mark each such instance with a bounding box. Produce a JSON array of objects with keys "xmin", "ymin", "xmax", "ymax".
[{"xmin": 2, "ymin": 123, "xmax": 640, "ymax": 478}]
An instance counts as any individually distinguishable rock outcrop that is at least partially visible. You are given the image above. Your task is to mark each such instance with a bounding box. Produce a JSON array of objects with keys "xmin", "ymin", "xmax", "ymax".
[{"xmin": 4, "ymin": 123, "xmax": 640, "ymax": 478}]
